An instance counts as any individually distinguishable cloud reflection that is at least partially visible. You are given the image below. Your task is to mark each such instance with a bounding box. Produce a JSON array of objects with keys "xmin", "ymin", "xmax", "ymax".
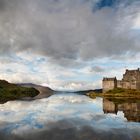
[{"xmin": 0, "ymin": 94, "xmax": 139, "ymax": 140}]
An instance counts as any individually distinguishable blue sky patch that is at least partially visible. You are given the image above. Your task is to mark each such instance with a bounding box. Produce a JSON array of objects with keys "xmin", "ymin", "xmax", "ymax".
[
  {"xmin": 94, "ymin": 0, "xmax": 140, "ymax": 10},
  {"xmin": 95, "ymin": 0, "xmax": 118, "ymax": 9}
]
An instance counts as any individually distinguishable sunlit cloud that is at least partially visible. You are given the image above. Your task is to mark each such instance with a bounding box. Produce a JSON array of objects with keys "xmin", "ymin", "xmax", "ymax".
[{"xmin": 133, "ymin": 14, "xmax": 140, "ymax": 29}]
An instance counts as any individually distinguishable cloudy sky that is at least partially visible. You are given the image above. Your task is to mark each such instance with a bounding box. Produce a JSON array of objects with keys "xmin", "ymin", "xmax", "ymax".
[{"xmin": 0, "ymin": 0, "xmax": 140, "ymax": 91}]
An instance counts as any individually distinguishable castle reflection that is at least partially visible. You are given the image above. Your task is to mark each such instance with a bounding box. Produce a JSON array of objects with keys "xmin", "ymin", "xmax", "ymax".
[{"xmin": 103, "ymin": 98, "xmax": 140, "ymax": 122}]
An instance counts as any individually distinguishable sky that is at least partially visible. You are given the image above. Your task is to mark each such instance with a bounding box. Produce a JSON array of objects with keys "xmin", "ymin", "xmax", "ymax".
[{"xmin": 0, "ymin": 0, "xmax": 140, "ymax": 91}]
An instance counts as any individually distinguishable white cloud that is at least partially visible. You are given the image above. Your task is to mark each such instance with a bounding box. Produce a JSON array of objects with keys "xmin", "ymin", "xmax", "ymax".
[
  {"xmin": 133, "ymin": 14, "xmax": 140, "ymax": 29},
  {"xmin": 0, "ymin": 0, "xmax": 140, "ymax": 90}
]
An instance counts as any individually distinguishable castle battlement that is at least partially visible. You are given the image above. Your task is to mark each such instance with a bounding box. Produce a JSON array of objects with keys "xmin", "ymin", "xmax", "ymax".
[{"xmin": 103, "ymin": 77, "xmax": 117, "ymax": 81}]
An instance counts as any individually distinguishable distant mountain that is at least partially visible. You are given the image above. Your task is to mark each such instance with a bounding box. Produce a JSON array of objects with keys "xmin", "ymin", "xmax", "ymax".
[
  {"xmin": 54, "ymin": 89, "xmax": 102, "ymax": 94},
  {"xmin": 0, "ymin": 80, "xmax": 39, "ymax": 103},
  {"xmin": 18, "ymin": 83, "xmax": 54, "ymax": 99},
  {"xmin": 75, "ymin": 89, "xmax": 102, "ymax": 94}
]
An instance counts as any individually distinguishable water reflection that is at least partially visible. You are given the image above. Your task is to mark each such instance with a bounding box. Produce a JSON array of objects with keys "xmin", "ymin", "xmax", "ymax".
[
  {"xmin": 0, "ymin": 93, "xmax": 139, "ymax": 140},
  {"xmin": 103, "ymin": 98, "xmax": 140, "ymax": 122}
]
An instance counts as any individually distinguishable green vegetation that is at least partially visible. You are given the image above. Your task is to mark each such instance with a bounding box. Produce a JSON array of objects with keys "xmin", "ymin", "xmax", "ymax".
[
  {"xmin": 87, "ymin": 88, "xmax": 140, "ymax": 99},
  {"xmin": 105, "ymin": 88, "xmax": 140, "ymax": 97},
  {"xmin": 107, "ymin": 88, "xmax": 125, "ymax": 94},
  {"xmin": 86, "ymin": 92, "xmax": 102, "ymax": 99},
  {"xmin": 0, "ymin": 80, "xmax": 39, "ymax": 103}
]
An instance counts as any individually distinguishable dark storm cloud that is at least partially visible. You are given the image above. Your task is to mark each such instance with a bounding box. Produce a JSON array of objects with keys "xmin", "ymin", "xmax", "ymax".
[
  {"xmin": 0, "ymin": 0, "xmax": 5, "ymax": 11},
  {"xmin": 0, "ymin": 0, "xmax": 139, "ymax": 66},
  {"xmin": 89, "ymin": 66, "xmax": 105, "ymax": 73}
]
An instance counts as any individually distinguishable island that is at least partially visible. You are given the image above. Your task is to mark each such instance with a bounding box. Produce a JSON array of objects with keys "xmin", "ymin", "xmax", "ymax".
[{"xmin": 87, "ymin": 68, "xmax": 140, "ymax": 101}]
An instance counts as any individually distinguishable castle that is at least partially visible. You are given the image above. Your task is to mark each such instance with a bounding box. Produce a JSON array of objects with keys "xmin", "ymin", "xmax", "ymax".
[{"xmin": 103, "ymin": 68, "xmax": 140, "ymax": 92}]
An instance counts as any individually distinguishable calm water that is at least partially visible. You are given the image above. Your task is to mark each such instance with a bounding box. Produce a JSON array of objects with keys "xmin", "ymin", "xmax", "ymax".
[{"xmin": 0, "ymin": 93, "xmax": 140, "ymax": 140}]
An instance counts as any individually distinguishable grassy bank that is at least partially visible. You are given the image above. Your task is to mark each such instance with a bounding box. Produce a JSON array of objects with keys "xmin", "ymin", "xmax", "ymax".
[
  {"xmin": 0, "ymin": 80, "xmax": 39, "ymax": 103},
  {"xmin": 87, "ymin": 88, "xmax": 140, "ymax": 99}
]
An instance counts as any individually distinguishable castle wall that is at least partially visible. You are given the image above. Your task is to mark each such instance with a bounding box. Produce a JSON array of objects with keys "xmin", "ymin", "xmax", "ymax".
[
  {"xmin": 136, "ymin": 82, "xmax": 140, "ymax": 90},
  {"xmin": 123, "ymin": 69, "xmax": 140, "ymax": 81},
  {"xmin": 122, "ymin": 81, "xmax": 131, "ymax": 89},
  {"xmin": 130, "ymin": 81, "xmax": 137, "ymax": 89},
  {"xmin": 103, "ymin": 79, "xmax": 117, "ymax": 93},
  {"xmin": 117, "ymin": 80, "xmax": 123, "ymax": 88},
  {"xmin": 117, "ymin": 81, "xmax": 137, "ymax": 89}
]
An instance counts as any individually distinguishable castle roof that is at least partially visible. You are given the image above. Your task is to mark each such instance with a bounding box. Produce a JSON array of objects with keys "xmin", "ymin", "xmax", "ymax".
[{"xmin": 126, "ymin": 68, "xmax": 140, "ymax": 73}]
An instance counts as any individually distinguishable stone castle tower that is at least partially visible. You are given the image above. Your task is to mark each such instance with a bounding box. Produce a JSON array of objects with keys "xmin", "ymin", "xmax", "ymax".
[
  {"xmin": 102, "ymin": 68, "xmax": 140, "ymax": 92},
  {"xmin": 102, "ymin": 77, "xmax": 117, "ymax": 93}
]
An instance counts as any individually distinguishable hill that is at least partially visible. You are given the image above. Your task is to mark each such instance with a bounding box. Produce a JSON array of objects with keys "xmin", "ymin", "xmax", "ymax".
[
  {"xmin": 18, "ymin": 83, "xmax": 54, "ymax": 99},
  {"xmin": 0, "ymin": 80, "xmax": 39, "ymax": 103}
]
